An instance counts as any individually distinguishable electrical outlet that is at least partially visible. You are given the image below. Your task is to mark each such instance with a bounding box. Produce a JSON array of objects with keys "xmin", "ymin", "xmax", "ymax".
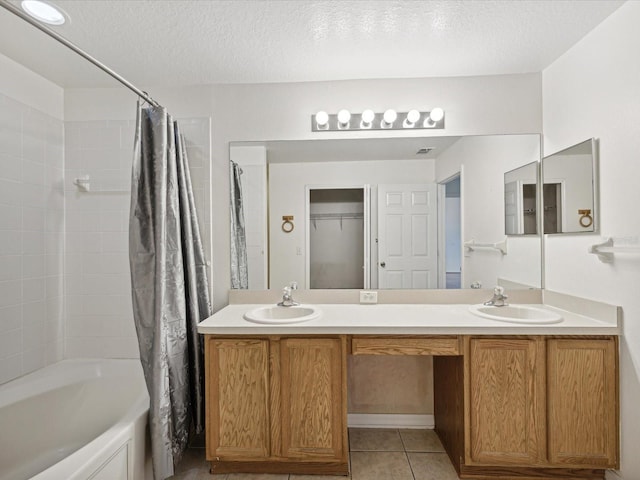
[{"xmin": 359, "ymin": 291, "xmax": 378, "ymax": 304}]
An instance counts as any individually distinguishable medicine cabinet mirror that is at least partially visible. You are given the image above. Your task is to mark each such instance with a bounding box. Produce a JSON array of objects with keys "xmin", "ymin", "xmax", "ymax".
[{"xmin": 542, "ymin": 138, "xmax": 598, "ymax": 234}]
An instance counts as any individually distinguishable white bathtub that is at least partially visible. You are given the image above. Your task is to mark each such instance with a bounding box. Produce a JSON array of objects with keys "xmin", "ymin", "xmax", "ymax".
[{"xmin": 0, "ymin": 359, "xmax": 150, "ymax": 480}]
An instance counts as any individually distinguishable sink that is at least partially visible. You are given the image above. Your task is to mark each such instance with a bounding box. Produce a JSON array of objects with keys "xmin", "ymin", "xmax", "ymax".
[
  {"xmin": 468, "ymin": 304, "xmax": 563, "ymax": 324},
  {"xmin": 244, "ymin": 305, "xmax": 321, "ymax": 324}
]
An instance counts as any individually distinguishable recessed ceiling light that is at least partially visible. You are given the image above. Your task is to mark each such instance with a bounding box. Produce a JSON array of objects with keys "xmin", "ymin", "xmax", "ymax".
[{"xmin": 21, "ymin": 0, "xmax": 67, "ymax": 25}]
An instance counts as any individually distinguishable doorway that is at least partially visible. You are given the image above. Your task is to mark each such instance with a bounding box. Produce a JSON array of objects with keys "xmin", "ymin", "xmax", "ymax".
[
  {"xmin": 307, "ymin": 187, "xmax": 369, "ymax": 289},
  {"xmin": 439, "ymin": 175, "xmax": 461, "ymax": 289}
]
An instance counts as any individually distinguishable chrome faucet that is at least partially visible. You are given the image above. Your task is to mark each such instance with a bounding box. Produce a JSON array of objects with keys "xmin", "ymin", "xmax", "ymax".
[
  {"xmin": 484, "ymin": 286, "xmax": 508, "ymax": 307},
  {"xmin": 277, "ymin": 281, "xmax": 299, "ymax": 307}
]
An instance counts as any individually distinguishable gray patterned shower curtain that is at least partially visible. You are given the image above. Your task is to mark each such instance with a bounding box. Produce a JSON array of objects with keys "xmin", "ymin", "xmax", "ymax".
[
  {"xmin": 129, "ymin": 102, "xmax": 212, "ymax": 479},
  {"xmin": 230, "ymin": 161, "xmax": 248, "ymax": 289}
]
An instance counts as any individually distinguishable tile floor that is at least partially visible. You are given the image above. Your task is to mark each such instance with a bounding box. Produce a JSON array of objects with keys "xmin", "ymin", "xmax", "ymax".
[{"xmin": 169, "ymin": 428, "xmax": 459, "ymax": 480}]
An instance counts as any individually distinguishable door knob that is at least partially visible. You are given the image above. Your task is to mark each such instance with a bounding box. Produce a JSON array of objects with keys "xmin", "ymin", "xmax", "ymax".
[{"xmin": 380, "ymin": 261, "xmax": 386, "ymax": 268}]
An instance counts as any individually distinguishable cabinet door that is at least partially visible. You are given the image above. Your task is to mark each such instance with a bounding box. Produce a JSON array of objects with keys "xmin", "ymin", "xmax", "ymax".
[
  {"xmin": 466, "ymin": 337, "xmax": 544, "ymax": 465},
  {"xmin": 547, "ymin": 338, "xmax": 618, "ymax": 467},
  {"xmin": 207, "ymin": 338, "xmax": 270, "ymax": 459},
  {"xmin": 280, "ymin": 338, "xmax": 346, "ymax": 461}
]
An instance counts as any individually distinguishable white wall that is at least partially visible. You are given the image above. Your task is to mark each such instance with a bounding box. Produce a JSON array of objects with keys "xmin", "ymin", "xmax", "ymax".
[
  {"xmin": 0, "ymin": 53, "xmax": 63, "ymax": 120},
  {"xmin": 0, "ymin": 53, "xmax": 65, "ymax": 384},
  {"xmin": 62, "ymin": 91, "xmax": 211, "ymax": 358},
  {"xmin": 436, "ymin": 135, "xmax": 541, "ymax": 289},
  {"xmin": 542, "ymin": 2, "xmax": 640, "ymax": 478}
]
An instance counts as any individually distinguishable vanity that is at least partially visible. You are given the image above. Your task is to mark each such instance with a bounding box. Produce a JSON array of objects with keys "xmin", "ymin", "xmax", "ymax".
[{"xmin": 197, "ymin": 289, "xmax": 620, "ymax": 479}]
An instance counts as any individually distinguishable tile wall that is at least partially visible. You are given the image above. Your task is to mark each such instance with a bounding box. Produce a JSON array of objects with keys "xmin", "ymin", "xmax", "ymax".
[
  {"xmin": 0, "ymin": 93, "xmax": 65, "ymax": 383},
  {"xmin": 63, "ymin": 117, "xmax": 211, "ymax": 359}
]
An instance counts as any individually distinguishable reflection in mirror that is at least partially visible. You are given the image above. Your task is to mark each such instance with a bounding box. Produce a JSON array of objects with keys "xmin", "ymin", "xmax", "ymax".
[
  {"xmin": 504, "ymin": 162, "xmax": 538, "ymax": 235},
  {"xmin": 542, "ymin": 138, "xmax": 598, "ymax": 234},
  {"xmin": 308, "ymin": 187, "xmax": 365, "ymax": 289},
  {"xmin": 230, "ymin": 135, "xmax": 542, "ymax": 291}
]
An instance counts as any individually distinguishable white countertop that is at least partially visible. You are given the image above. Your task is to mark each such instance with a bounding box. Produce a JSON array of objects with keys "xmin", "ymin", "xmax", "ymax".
[{"xmin": 197, "ymin": 303, "xmax": 619, "ymax": 336}]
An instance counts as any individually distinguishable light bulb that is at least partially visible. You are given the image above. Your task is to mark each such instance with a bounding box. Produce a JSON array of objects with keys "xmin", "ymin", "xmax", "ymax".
[
  {"xmin": 315, "ymin": 111, "xmax": 329, "ymax": 128},
  {"xmin": 429, "ymin": 107, "xmax": 444, "ymax": 123},
  {"xmin": 382, "ymin": 109, "xmax": 397, "ymax": 127},
  {"xmin": 404, "ymin": 109, "xmax": 421, "ymax": 127},
  {"xmin": 361, "ymin": 109, "xmax": 375, "ymax": 128},
  {"xmin": 337, "ymin": 109, "xmax": 351, "ymax": 127}
]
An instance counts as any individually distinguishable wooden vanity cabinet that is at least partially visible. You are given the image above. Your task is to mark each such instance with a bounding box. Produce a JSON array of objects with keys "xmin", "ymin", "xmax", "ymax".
[
  {"xmin": 205, "ymin": 335, "xmax": 348, "ymax": 475},
  {"xmin": 456, "ymin": 335, "xmax": 618, "ymax": 478},
  {"xmin": 465, "ymin": 337, "xmax": 546, "ymax": 466},
  {"xmin": 546, "ymin": 338, "xmax": 618, "ymax": 467}
]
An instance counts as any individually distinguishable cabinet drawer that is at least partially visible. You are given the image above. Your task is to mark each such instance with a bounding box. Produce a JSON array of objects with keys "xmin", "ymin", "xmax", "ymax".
[{"xmin": 351, "ymin": 336, "xmax": 461, "ymax": 356}]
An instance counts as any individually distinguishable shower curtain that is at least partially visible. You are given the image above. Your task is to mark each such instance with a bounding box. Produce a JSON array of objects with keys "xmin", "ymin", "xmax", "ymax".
[
  {"xmin": 230, "ymin": 161, "xmax": 248, "ymax": 288},
  {"xmin": 129, "ymin": 102, "xmax": 212, "ymax": 479}
]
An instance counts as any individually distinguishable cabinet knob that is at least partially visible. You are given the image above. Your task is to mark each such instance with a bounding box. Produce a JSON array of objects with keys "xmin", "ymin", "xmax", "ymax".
[{"xmin": 380, "ymin": 261, "xmax": 386, "ymax": 268}]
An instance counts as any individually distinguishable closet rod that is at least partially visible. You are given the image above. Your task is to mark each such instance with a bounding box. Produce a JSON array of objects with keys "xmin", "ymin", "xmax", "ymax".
[{"xmin": 0, "ymin": 0, "xmax": 161, "ymax": 108}]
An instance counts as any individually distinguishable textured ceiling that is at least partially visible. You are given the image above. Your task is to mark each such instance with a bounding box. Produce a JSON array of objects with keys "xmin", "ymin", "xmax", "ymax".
[{"xmin": 0, "ymin": 0, "xmax": 625, "ymax": 88}]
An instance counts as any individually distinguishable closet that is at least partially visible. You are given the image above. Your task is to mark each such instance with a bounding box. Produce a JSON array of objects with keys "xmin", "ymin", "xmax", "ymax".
[{"xmin": 309, "ymin": 188, "xmax": 365, "ymax": 289}]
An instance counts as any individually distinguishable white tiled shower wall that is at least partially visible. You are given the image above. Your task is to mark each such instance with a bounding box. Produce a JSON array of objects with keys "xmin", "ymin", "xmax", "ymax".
[
  {"xmin": 0, "ymin": 93, "xmax": 65, "ymax": 383},
  {"xmin": 63, "ymin": 117, "xmax": 211, "ymax": 359}
]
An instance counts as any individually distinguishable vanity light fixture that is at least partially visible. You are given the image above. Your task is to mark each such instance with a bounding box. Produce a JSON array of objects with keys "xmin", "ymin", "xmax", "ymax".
[
  {"xmin": 21, "ymin": 0, "xmax": 67, "ymax": 25},
  {"xmin": 311, "ymin": 108, "xmax": 445, "ymax": 132}
]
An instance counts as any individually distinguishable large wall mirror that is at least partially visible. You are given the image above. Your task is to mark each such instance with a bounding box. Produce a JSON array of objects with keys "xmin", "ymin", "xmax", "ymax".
[
  {"xmin": 230, "ymin": 134, "xmax": 542, "ymax": 291},
  {"xmin": 542, "ymin": 138, "xmax": 598, "ymax": 234}
]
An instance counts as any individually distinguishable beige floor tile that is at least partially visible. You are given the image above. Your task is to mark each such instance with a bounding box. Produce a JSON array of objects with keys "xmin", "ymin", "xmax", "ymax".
[
  {"xmin": 170, "ymin": 448, "xmax": 210, "ymax": 479},
  {"xmin": 407, "ymin": 452, "xmax": 459, "ymax": 480},
  {"xmin": 349, "ymin": 428, "xmax": 404, "ymax": 451},
  {"xmin": 350, "ymin": 451, "xmax": 413, "ymax": 480},
  {"xmin": 399, "ymin": 429, "xmax": 445, "ymax": 452},
  {"xmin": 225, "ymin": 474, "xmax": 288, "ymax": 480},
  {"xmin": 290, "ymin": 475, "xmax": 350, "ymax": 480}
]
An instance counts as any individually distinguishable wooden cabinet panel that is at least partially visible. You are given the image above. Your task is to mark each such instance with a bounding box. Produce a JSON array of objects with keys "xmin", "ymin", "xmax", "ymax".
[
  {"xmin": 207, "ymin": 338, "xmax": 270, "ymax": 459},
  {"xmin": 466, "ymin": 337, "xmax": 544, "ymax": 466},
  {"xmin": 280, "ymin": 338, "xmax": 346, "ymax": 460},
  {"xmin": 547, "ymin": 338, "xmax": 618, "ymax": 468},
  {"xmin": 352, "ymin": 336, "xmax": 461, "ymax": 355}
]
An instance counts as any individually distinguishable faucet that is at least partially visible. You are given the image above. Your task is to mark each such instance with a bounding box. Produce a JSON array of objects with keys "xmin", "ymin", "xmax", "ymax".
[
  {"xmin": 484, "ymin": 286, "xmax": 508, "ymax": 307},
  {"xmin": 277, "ymin": 281, "xmax": 299, "ymax": 307}
]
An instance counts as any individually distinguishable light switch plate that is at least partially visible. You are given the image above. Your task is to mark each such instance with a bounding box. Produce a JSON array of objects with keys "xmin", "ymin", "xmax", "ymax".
[{"xmin": 359, "ymin": 291, "xmax": 378, "ymax": 304}]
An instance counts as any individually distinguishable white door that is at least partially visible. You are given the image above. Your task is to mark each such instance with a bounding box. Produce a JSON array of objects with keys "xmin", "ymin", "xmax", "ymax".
[
  {"xmin": 378, "ymin": 184, "xmax": 438, "ymax": 289},
  {"xmin": 504, "ymin": 180, "xmax": 521, "ymax": 235}
]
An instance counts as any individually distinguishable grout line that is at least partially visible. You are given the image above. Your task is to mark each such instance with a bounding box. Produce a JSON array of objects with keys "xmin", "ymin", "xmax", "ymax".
[{"xmin": 398, "ymin": 429, "xmax": 418, "ymax": 480}]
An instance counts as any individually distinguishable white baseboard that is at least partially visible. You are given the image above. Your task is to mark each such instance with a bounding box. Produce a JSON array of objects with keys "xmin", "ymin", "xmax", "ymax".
[
  {"xmin": 605, "ymin": 471, "xmax": 623, "ymax": 480},
  {"xmin": 347, "ymin": 414, "xmax": 435, "ymax": 429}
]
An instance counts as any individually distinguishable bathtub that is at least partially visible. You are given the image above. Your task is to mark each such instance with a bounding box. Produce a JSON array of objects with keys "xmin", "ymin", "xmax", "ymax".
[{"xmin": 0, "ymin": 359, "xmax": 150, "ymax": 480}]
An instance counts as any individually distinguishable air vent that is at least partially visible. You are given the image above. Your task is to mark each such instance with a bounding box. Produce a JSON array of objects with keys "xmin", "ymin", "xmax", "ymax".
[{"xmin": 416, "ymin": 148, "xmax": 433, "ymax": 155}]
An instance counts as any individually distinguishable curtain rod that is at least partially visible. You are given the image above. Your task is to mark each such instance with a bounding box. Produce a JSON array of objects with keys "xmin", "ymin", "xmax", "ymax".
[{"xmin": 0, "ymin": 0, "xmax": 161, "ymax": 108}]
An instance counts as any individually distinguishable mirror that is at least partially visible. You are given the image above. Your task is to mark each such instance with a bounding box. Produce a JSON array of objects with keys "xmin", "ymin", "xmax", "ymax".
[
  {"xmin": 230, "ymin": 134, "xmax": 542, "ymax": 290},
  {"xmin": 542, "ymin": 138, "xmax": 598, "ymax": 234},
  {"xmin": 504, "ymin": 161, "xmax": 538, "ymax": 235}
]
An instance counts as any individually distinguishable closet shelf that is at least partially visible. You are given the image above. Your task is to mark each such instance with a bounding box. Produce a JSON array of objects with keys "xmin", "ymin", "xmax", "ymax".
[{"xmin": 310, "ymin": 212, "xmax": 364, "ymax": 231}]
